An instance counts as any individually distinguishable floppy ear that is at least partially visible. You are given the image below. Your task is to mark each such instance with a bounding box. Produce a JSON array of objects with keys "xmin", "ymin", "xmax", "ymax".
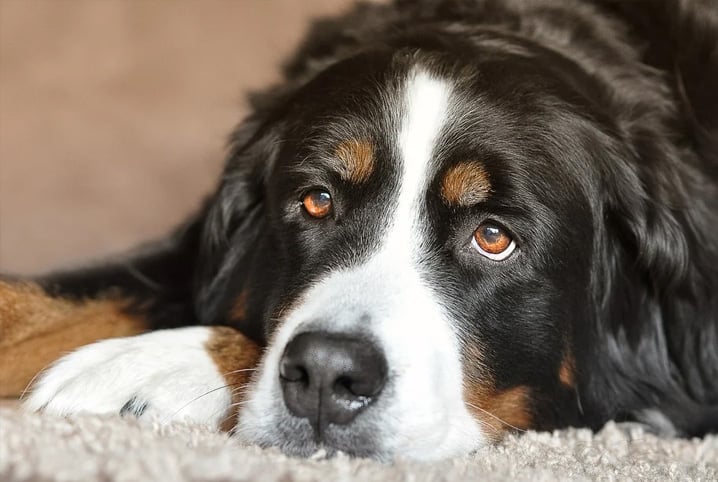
[
  {"xmin": 599, "ymin": 102, "xmax": 718, "ymax": 316},
  {"xmin": 194, "ymin": 114, "xmax": 282, "ymax": 329},
  {"xmin": 602, "ymin": 144, "xmax": 693, "ymax": 294},
  {"xmin": 585, "ymin": 133, "xmax": 717, "ymax": 435},
  {"xmin": 591, "ymin": 0, "xmax": 718, "ymax": 312}
]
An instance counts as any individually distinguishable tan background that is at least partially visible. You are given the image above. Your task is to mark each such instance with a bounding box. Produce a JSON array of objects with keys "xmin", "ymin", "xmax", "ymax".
[{"xmin": 0, "ymin": 0, "xmax": 357, "ymax": 275}]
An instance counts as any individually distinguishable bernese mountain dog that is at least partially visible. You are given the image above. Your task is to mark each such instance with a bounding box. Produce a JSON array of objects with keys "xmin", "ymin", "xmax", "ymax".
[{"xmin": 1, "ymin": 0, "xmax": 716, "ymax": 462}]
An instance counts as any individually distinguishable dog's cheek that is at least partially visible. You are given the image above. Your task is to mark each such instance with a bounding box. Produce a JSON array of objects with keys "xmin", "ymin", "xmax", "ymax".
[{"xmin": 461, "ymin": 341, "xmax": 534, "ymax": 440}]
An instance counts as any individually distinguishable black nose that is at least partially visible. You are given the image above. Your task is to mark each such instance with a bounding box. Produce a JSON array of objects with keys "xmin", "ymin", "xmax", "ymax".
[{"xmin": 279, "ymin": 331, "xmax": 387, "ymax": 436}]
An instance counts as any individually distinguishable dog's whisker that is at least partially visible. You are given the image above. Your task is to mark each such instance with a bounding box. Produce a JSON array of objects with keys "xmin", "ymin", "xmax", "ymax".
[
  {"xmin": 230, "ymin": 388, "xmax": 252, "ymax": 399},
  {"xmin": 464, "ymin": 401, "xmax": 528, "ymax": 433},
  {"xmin": 121, "ymin": 262, "xmax": 163, "ymax": 292},
  {"xmin": 19, "ymin": 358, "xmax": 61, "ymax": 402},
  {"xmin": 218, "ymin": 412, "xmax": 239, "ymax": 431},
  {"xmin": 234, "ymin": 398, "xmax": 252, "ymax": 406},
  {"xmin": 222, "ymin": 368, "xmax": 258, "ymax": 377},
  {"xmin": 161, "ymin": 383, "xmax": 246, "ymax": 424},
  {"xmin": 466, "ymin": 415, "xmax": 505, "ymax": 438},
  {"xmin": 217, "ymin": 399, "xmax": 257, "ymax": 428}
]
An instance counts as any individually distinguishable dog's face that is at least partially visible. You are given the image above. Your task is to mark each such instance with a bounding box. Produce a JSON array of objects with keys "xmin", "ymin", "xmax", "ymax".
[{"xmin": 204, "ymin": 44, "xmax": 622, "ymax": 460}]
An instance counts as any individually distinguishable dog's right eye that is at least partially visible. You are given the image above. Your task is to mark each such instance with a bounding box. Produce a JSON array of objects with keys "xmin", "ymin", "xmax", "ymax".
[{"xmin": 301, "ymin": 189, "xmax": 333, "ymax": 218}]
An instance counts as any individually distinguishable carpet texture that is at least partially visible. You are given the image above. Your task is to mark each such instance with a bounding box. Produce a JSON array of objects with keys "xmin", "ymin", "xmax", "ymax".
[{"xmin": 0, "ymin": 408, "xmax": 715, "ymax": 481}]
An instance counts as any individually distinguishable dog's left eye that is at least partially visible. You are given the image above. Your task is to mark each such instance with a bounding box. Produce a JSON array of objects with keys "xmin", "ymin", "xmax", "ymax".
[
  {"xmin": 471, "ymin": 222, "xmax": 516, "ymax": 261},
  {"xmin": 301, "ymin": 189, "xmax": 333, "ymax": 218}
]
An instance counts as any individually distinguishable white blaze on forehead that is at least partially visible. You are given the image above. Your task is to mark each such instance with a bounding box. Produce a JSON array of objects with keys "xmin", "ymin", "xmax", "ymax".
[{"xmin": 389, "ymin": 69, "xmax": 452, "ymax": 254}]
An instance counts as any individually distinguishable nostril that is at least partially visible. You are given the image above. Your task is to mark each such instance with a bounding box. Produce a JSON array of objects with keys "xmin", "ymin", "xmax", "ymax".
[
  {"xmin": 334, "ymin": 375, "xmax": 384, "ymax": 399},
  {"xmin": 332, "ymin": 376, "xmax": 354, "ymax": 398},
  {"xmin": 279, "ymin": 361, "xmax": 309, "ymax": 385}
]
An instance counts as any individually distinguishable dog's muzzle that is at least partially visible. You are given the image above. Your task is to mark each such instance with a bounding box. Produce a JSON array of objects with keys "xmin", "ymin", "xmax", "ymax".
[{"xmin": 278, "ymin": 331, "xmax": 388, "ymax": 438}]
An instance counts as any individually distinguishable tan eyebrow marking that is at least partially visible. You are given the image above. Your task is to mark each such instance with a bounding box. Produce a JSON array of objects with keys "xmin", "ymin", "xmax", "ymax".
[
  {"xmin": 441, "ymin": 162, "xmax": 491, "ymax": 206},
  {"xmin": 334, "ymin": 139, "xmax": 375, "ymax": 183}
]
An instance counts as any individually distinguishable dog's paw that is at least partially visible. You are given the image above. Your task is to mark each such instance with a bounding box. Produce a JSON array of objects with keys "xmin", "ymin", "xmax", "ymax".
[{"xmin": 23, "ymin": 327, "xmax": 232, "ymax": 428}]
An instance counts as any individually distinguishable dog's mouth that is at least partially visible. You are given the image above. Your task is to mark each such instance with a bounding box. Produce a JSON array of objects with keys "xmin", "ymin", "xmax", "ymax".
[
  {"xmin": 258, "ymin": 415, "xmax": 387, "ymax": 460},
  {"xmin": 235, "ymin": 332, "xmax": 485, "ymax": 461}
]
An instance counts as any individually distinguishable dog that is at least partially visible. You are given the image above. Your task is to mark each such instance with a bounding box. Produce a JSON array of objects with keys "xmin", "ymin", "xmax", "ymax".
[{"xmin": 1, "ymin": 0, "xmax": 716, "ymax": 462}]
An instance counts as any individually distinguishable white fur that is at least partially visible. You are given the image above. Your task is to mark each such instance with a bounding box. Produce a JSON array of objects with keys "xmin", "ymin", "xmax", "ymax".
[
  {"xmin": 238, "ymin": 69, "xmax": 485, "ymax": 460},
  {"xmin": 24, "ymin": 327, "xmax": 232, "ymax": 428}
]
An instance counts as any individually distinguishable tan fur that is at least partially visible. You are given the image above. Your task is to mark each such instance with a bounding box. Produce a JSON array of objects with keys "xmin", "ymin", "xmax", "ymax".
[
  {"xmin": 229, "ymin": 290, "xmax": 249, "ymax": 323},
  {"xmin": 465, "ymin": 382, "xmax": 533, "ymax": 440},
  {"xmin": 559, "ymin": 353, "xmax": 575, "ymax": 387},
  {"xmin": 205, "ymin": 326, "xmax": 261, "ymax": 430},
  {"xmin": 463, "ymin": 342, "xmax": 532, "ymax": 439},
  {"xmin": 441, "ymin": 162, "xmax": 491, "ymax": 206},
  {"xmin": 334, "ymin": 139, "xmax": 374, "ymax": 183},
  {"xmin": 0, "ymin": 282, "xmax": 146, "ymax": 397}
]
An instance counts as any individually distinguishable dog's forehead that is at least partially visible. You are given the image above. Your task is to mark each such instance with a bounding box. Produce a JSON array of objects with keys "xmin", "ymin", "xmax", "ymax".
[
  {"xmin": 278, "ymin": 55, "xmax": 556, "ymax": 203},
  {"xmin": 281, "ymin": 62, "xmax": 484, "ymax": 197}
]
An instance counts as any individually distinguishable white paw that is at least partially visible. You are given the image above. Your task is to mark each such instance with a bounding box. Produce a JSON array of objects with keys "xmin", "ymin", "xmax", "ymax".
[{"xmin": 23, "ymin": 327, "xmax": 232, "ymax": 428}]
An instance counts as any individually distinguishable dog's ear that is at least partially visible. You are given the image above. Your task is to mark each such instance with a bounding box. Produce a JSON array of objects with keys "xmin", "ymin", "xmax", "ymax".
[
  {"xmin": 587, "ymin": 110, "xmax": 717, "ymax": 437},
  {"xmin": 589, "ymin": 0, "xmax": 718, "ymax": 318},
  {"xmin": 194, "ymin": 112, "xmax": 282, "ymax": 330},
  {"xmin": 600, "ymin": 135, "xmax": 698, "ymax": 296}
]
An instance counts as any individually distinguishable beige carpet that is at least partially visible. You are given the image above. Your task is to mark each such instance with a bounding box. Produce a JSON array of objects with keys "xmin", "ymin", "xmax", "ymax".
[{"xmin": 0, "ymin": 407, "xmax": 715, "ymax": 481}]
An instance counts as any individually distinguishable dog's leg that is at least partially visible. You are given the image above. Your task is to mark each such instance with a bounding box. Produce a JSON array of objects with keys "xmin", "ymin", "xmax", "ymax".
[
  {"xmin": 0, "ymin": 216, "xmax": 207, "ymax": 398},
  {"xmin": 21, "ymin": 325, "xmax": 260, "ymax": 430},
  {"xmin": 1, "ymin": 213, "xmax": 261, "ymax": 428},
  {"xmin": 0, "ymin": 282, "xmax": 148, "ymax": 397}
]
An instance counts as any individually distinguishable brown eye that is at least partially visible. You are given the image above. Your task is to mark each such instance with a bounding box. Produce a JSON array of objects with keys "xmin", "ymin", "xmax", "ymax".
[
  {"xmin": 472, "ymin": 222, "xmax": 516, "ymax": 260},
  {"xmin": 301, "ymin": 189, "xmax": 332, "ymax": 218}
]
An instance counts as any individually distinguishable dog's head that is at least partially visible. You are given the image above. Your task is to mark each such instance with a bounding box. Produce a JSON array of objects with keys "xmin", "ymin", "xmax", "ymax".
[{"xmin": 196, "ymin": 32, "xmax": 693, "ymax": 460}]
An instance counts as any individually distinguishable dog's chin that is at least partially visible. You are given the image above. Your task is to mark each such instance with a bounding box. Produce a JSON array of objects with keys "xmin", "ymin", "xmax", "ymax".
[
  {"xmin": 236, "ymin": 407, "xmax": 485, "ymax": 462},
  {"xmin": 241, "ymin": 415, "xmax": 390, "ymax": 461}
]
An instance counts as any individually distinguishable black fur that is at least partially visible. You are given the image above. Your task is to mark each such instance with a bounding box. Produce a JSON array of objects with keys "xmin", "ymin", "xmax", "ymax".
[{"xmin": 28, "ymin": 0, "xmax": 718, "ymax": 441}]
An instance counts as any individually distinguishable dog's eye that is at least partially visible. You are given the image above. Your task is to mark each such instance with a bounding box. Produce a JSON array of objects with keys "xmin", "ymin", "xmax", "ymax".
[
  {"xmin": 301, "ymin": 189, "xmax": 333, "ymax": 218},
  {"xmin": 471, "ymin": 222, "xmax": 516, "ymax": 261}
]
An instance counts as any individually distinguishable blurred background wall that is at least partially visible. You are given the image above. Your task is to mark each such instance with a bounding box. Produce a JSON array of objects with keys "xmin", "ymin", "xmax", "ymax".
[{"xmin": 0, "ymin": 0, "xmax": 357, "ymax": 274}]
